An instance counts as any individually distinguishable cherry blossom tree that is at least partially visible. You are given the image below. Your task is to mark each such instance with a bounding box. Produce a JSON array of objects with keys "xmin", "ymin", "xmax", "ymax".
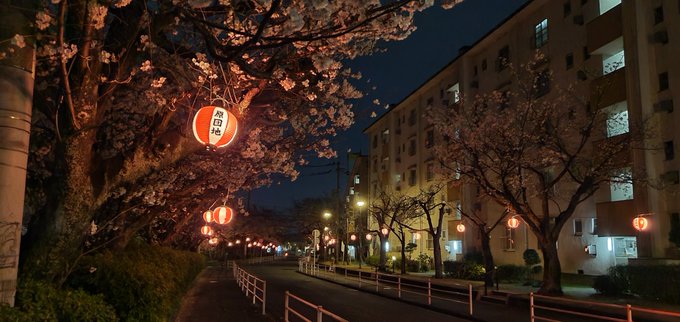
[
  {"xmin": 430, "ymin": 54, "xmax": 640, "ymax": 294},
  {"xmin": 410, "ymin": 184, "xmax": 448, "ymax": 278},
  {"xmin": 0, "ymin": 0, "xmax": 464, "ymax": 294},
  {"xmin": 367, "ymin": 186, "xmax": 415, "ymax": 272}
]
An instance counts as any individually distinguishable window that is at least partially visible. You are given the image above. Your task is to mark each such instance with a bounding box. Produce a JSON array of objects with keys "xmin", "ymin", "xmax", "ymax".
[
  {"xmin": 574, "ymin": 218, "xmax": 583, "ymax": 236},
  {"xmin": 408, "ymin": 109, "xmax": 417, "ymax": 126},
  {"xmin": 354, "ymin": 175, "xmax": 360, "ymax": 184},
  {"xmin": 408, "ymin": 137, "xmax": 416, "ymax": 156},
  {"xmin": 665, "ymin": 141, "xmax": 675, "ymax": 160},
  {"xmin": 603, "ymin": 102, "xmax": 629, "ymax": 137},
  {"xmin": 473, "ymin": 65, "xmax": 478, "ymax": 76},
  {"xmin": 453, "ymin": 200, "xmax": 462, "ymax": 220},
  {"xmin": 610, "ymin": 167, "xmax": 633, "ymax": 201},
  {"xmin": 427, "ymin": 233, "xmax": 434, "ymax": 250},
  {"xmin": 482, "ymin": 59, "xmax": 487, "ymax": 71},
  {"xmin": 659, "ymin": 72, "xmax": 669, "ymax": 91},
  {"xmin": 381, "ymin": 129, "xmax": 390, "ymax": 143},
  {"xmin": 564, "ymin": 2, "xmax": 572, "ymax": 16},
  {"xmin": 503, "ymin": 228, "xmax": 516, "ymax": 251},
  {"xmin": 425, "ymin": 129, "xmax": 434, "ymax": 148},
  {"xmin": 409, "ymin": 167, "xmax": 417, "ymax": 186},
  {"xmin": 583, "ymin": 46, "xmax": 590, "ymax": 60},
  {"xmin": 603, "ymin": 49, "xmax": 625, "ymax": 75},
  {"xmin": 452, "ymin": 240, "xmax": 463, "ymax": 255},
  {"xmin": 654, "ymin": 6, "xmax": 664, "ymax": 25},
  {"xmin": 599, "ymin": 0, "xmax": 621, "ymax": 15},
  {"xmin": 590, "ymin": 218, "xmax": 598, "ymax": 235},
  {"xmin": 534, "ymin": 19, "xmax": 549, "ymax": 48},
  {"xmin": 534, "ymin": 70, "xmax": 551, "ymax": 97},
  {"xmin": 426, "ymin": 163, "xmax": 434, "ymax": 181},
  {"xmin": 426, "ymin": 97, "xmax": 434, "ymax": 106},
  {"xmin": 496, "ymin": 46, "xmax": 510, "ymax": 71},
  {"xmin": 372, "ymin": 135, "xmax": 377, "ymax": 148},
  {"xmin": 565, "ymin": 52, "xmax": 574, "ymax": 70},
  {"xmin": 448, "ymin": 83, "xmax": 461, "ymax": 104}
]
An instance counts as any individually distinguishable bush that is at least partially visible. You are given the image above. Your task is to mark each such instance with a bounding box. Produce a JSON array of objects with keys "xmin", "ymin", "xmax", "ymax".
[
  {"xmin": 365, "ymin": 255, "xmax": 380, "ymax": 267},
  {"xmin": 394, "ymin": 258, "xmax": 422, "ymax": 272},
  {"xmin": 594, "ymin": 265, "xmax": 680, "ymax": 305},
  {"xmin": 463, "ymin": 251, "xmax": 484, "ymax": 265},
  {"xmin": 496, "ymin": 264, "xmax": 528, "ymax": 283},
  {"xmin": 523, "ymin": 249, "xmax": 541, "ymax": 266},
  {"xmin": 593, "ymin": 275, "xmax": 622, "ymax": 295},
  {"xmin": 416, "ymin": 254, "xmax": 433, "ymax": 272},
  {"xmin": 68, "ymin": 239, "xmax": 206, "ymax": 321},
  {"xmin": 0, "ymin": 279, "xmax": 117, "ymax": 321},
  {"xmin": 443, "ymin": 260, "xmax": 485, "ymax": 280}
]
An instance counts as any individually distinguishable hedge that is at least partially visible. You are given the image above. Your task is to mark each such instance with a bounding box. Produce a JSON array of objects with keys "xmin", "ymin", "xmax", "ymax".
[
  {"xmin": 443, "ymin": 260, "xmax": 485, "ymax": 280},
  {"xmin": 593, "ymin": 265, "xmax": 680, "ymax": 305}
]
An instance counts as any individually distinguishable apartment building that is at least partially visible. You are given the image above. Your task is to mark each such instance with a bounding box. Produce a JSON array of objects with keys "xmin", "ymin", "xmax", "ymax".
[
  {"xmin": 343, "ymin": 153, "xmax": 369, "ymax": 261},
  {"xmin": 364, "ymin": 0, "xmax": 680, "ymax": 275}
]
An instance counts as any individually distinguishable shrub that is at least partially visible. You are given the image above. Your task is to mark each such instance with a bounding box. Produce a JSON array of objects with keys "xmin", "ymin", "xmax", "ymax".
[
  {"xmin": 495, "ymin": 264, "xmax": 528, "ymax": 283},
  {"xmin": 68, "ymin": 239, "xmax": 205, "ymax": 321},
  {"xmin": 416, "ymin": 254, "xmax": 433, "ymax": 272},
  {"xmin": 443, "ymin": 260, "xmax": 485, "ymax": 280},
  {"xmin": 393, "ymin": 258, "xmax": 420, "ymax": 272},
  {"xmin": 366, "ymin": 255, "xmax": 380, "ymax": 267},
  {"xmin": 593, "ymin": 275, "xmax": 622, "ymax": 295},
  {"xmin": 594, "ymin": 265, "xmax": 680, "ymax": 305},
  {"xmin": 0, "ymin": 279, "xmax": 117, "ymax": 321},
  {"xmin": 523, "ymin": 249, "xmax": 541, "ymax": 266},
  {"xmin": 463, "ymin": 251, "xmax": 484, "ymax": 265}
]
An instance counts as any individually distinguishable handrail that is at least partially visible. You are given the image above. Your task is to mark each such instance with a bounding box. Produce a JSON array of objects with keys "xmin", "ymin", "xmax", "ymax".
[
  {"xmin": 298, "ymin": 260, "xmax": 473, "ymax": 315},
  {"xmin": 530, "ymin": 292, "xmax": 680, "ymax": 322},
  {"xmin": 285, "ymin": 290, "xmax": 348, "ymax": 322},
  {"xmin": 233, "ymin": 263, "xmax": 267, "ymax": 315}
]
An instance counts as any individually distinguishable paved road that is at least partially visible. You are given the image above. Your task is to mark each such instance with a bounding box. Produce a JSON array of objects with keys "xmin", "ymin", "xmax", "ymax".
[{"xmin": 245, "ymin": 260, "xmax": 470, "ymax": 322}]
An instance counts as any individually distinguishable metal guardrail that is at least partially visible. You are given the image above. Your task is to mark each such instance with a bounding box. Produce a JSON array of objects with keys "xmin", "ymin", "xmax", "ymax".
[
  {"xmin": 530, "ymin": 292, "xmax": 680, "ymax": 322},
  {"xmin": 298, "ymin": 260, "xmax": 474, "ymax": 316},
  {"xmin": 285, "ymin": 291, "xmax": 348, "ymax": 322},
  {"xmin": 233, "ymin": 263, "xmax": 267, "ymax": 315}
]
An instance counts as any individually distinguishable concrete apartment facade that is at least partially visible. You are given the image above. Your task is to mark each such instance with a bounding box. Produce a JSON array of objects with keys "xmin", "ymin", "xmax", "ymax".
[{"xmin": 364, "ymin": 0, "xmax": 680, "ymax": 275}]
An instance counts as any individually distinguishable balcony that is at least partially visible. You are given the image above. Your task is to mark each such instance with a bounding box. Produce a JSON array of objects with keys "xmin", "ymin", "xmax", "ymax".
[
  {"xmin": 591, "ymin": 67, "xmax": 627, "ymax": 109},
  {"xmin": 586, "ymin": 4, "xmax": 622, "ymax": 54},
  {"xmin": 595, "ymin": 199, "xmax": 637, "ymax": 236}
]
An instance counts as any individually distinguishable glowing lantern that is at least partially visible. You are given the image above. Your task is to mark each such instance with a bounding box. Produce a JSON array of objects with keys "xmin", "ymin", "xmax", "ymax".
[
  {"xmin": 192, "ymin": 106, "xmax": 238, "ymax": 149},
  {"xmin": 200, "ymin": 225, "xmax": 213, "ymax": 236},
  {"xmin": 208, "ymin": 237, "xmax": 219, "ymax": 245},
  {"xmin": 213, "ymin": 206, "xmax": 234, "ymax": 224},
  {"xmin": 413, "ymin": 232, "xmax": 421, "ymax": 240},
  {"xmin": 366, "ymin": 233, "xmax": 373, "ymax": 241},
  {"xmin": 456, "ymin": 223, "xmax": 466, "ymax": 233},
  {"xmin": 381, "ymin": 227, "xmax": 389, "ymax": 236},
  {"xmin": 633, "ymin": 217, "xmax": 649, "ymax": 231},
  {"xmin": 235, "ymin": 239, "xmax": 241, "ymax": 244},
  {"xmin": 228, "ymin": 242, "xmax": 233, "ymax": 247},
  {"xmin": 246, "ymin": 237, "xmax": 251, "ymax": 242},
  {"xmin": 324, "ymin": 235, "xmax": 330, "ymax": 241},
  {"xmin": 507, "ymin": 216, "xmax": 520, "ymax": 229},
  {"xmin": 202, "ymin": 210, "xmax": 214, "ymax": 223},
  {"xmin": 350, "ymin": 234, "xmax": 357, "ymax": 241}
]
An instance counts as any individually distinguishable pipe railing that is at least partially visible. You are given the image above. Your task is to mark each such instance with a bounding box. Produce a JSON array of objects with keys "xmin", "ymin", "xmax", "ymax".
[
  {"xmin": 530, "ymin": 292, "xmax": 680, "ymax": 322},
  {"xmin": 233, "ymin": 263, "xmax": 267, "ymax": 315},
  {"xmin": 284, "ymin": 291, "xmax": 348, "ymax": 322},
  {"xmin": 298, "ymin": 261, "xmax": 473, "ymax": 315}
]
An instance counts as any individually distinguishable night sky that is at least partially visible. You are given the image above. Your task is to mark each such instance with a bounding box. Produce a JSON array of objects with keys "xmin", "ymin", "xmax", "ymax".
[{"xmin": 250, "ymin": 0, "xmax": 529, "ymax": 210}]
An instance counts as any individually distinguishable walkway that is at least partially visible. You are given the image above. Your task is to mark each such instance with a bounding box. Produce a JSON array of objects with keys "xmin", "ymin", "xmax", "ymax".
[{"xmin": 174, "ymin": 265, "xmax": 274, "ymax": 322}]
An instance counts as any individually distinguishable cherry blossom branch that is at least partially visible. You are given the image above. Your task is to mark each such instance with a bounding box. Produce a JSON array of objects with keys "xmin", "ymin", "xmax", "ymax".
[{"xmin": 57, "ymin": 0, "xmax": 80, "ymax": 130}]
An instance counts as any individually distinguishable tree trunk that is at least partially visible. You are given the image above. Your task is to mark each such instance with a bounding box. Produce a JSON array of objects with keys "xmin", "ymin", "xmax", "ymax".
[
  {"xmin": 378, "ymin": 235, "xmax": 387, "ymax": 271},
  {"xmin": 432, "ymin": 234, "xmax": 443, "ymax": 278},
  {"xmin": 538, "ymin": 238, "xmax": 563, "ymax": 295},
  {"xmin": 479, "ymin": 227, "xmax": 495, "ymax": 288},
  {"xmin": 399, "ymin": 233, "xmax": 407, "ymax": 274},
  {"xmin": 0, "ymin": 1, "xmax": 35, "ymax": 306}
]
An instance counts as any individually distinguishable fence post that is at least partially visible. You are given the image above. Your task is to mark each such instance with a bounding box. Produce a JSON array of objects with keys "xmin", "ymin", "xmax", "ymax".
[
  {"xmin": 530, "ymin": 292, "xmax": 535, "ymax": 322},
  {"xmin": 398, "ymin": 277, "xmax": 401, "ymax": 298},
  {"xmin": 627, "ymin": 304, "xmax": 632, "ymax": 322},
  {"xmin": 285, "ymin": 291, "xmax": 290, "ymax": 322},
  {"xmin": 359, "ymin": 271, "xmax": 362, "ymax": 288},
  {"xmin": 252, "ymin": 277, "xmax": 256, "ymax": 305},
  {"xmin": 376, "ymin": 273, "xmax": 379, "ymax": 292},
  {"xmin": 468, "ymin": 284, "xmax": 473, "ymax": 315},
  {"xmin": 428, "ymin": 278, "xmax": 432, "ymax": 305},
  {"xmin": 317, "ymin": 305, "xmax": 323, "ymax": 322},
  {"xmin": 262, "ymin": 281, "xmax": 267, "ymax": 315}
]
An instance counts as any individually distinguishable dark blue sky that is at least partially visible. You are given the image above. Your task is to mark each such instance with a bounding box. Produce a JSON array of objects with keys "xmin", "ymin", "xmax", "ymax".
[{"xmin": 251, "ymin": 0, "xmax": 528, "ymax": 210}]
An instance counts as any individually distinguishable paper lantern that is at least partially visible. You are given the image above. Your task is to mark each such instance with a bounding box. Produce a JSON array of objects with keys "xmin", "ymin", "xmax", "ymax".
[
  {"xmin": 192, "ymin": 106, "xmax": 238, "ymax": 149},
  {"xmin": 381, "ymin": 227, "xmax": 389, "ymax": 236},
  {"xmin": 200, "ymin": 225, "xmax": 213, "ymax": 236},
  {"xmin": 213, "ymin": 206, "xmax": 234, "ymax": 224},
  {"xmin": 208, "ymin": 237, "xmax": 219, "ymax": 245},
  {"xmin": 366, "ymin": 233, "xmax": 373, "ymax": 241},
  {"xmin": 413, "ymin": 232, "xmax": 421, "ymax": 240},
  {"xmin": 507, "ymin": 216, "xmax": 520, "ymax": 229},
  {"xmin": 632, "ymin": 217, "xmax": 648, "ymax": 231},
  {"xmin": 456, "ymin": 223, "xmax": 465, "ymax": 233},
  {"xmin": 202, "ymin": 210, "xmax": 213, "ymax": 223},
  {"xmin": 350, "ymin": 234, "xmax": 357, "ymax": 241}
]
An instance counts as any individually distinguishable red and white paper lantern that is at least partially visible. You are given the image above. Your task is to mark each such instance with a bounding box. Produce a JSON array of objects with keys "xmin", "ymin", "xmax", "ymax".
[
  {"xmin": 202, "ymin": 210, "xmax": 214, "ymax": 223},
  {"xmin": 192, "ymin": 106, "xmax": 238, "ymax": 149},
  {"xmin": 200, "ymin": 225, "xmax": 213, "ymax": 236},
  {"xmin": 213, "ymin": 206, "xmax": 234, "ymax": 225}
]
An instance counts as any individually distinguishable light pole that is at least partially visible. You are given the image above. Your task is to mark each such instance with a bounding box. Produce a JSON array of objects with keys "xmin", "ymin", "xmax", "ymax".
[{"xmin": 356, "ymin": 200, "xmax": 366, "ymax": 269}]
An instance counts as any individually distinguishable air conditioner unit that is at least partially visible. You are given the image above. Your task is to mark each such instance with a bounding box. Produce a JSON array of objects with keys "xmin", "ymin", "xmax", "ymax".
[
  {"xmin": 585, "ymin": 245, "xmax": 597, "ymax": 256},
  {"xmin": 653, "ymin": 99, "xmax": 673, "ymax": 113},
  {"xmin": 573, "ymin": 15, "xmax": 584, "ymax": 25},
  {"xmin": 653, "ymin": 30, "xmax": 669, "ymax": 44}
]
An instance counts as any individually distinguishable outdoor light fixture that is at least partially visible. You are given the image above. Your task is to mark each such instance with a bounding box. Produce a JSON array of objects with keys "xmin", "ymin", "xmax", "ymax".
[
  {"xmin": 246, "ymin": 237, "xmax": 251, "ymax": 242},
  {"xmin": 366, "ymin": 233, "xmax": 373, "ymax": 241},
  {"xmin": 235, "ymin": 239, "xmax": 241, "ymax": 244},
  {"xmin": 381, "ymin": 227, "xmax": 389, "ymax": 236},
  {"xmin": 356, "ymin": 201, "xmax": 365, "ymax": 207},
  {"xmin": 456, "ymin": 223, "xmax": 465, "ymax": 233},
  {"xmin": 413, "ymin": 232, "xmax": 421, "ymax": 240},
  {"xmin": 507, "ymin": 216, "xmax": 520, "ymax": 229},
  {"xmin": 200, "ymin": 225, "xmax": 213, "ymax": 236},
  {"xmin": 633, "ymin": 216, "xmax": 649, "ymax": 231},
  {"xmin": 324, "ymin": 235, "xmax": 330, "ymax": 241},
  {"xmin": 213, "ymin": 206, "xmax": 234, "ymax": 224},
  {"xmin": 324, "ymin": 226, "xmax": 329, "ymax": 232},
  {"xmin": 350, "ymin": 234, "xmax": 356, "ymax": 241},
  {"xmin": 247, "ymin": 243, "xmax": 252, "ymax": 247},
  {"xmin": 228, "ymin": 242, "xmax": 233, "ymax": 247},
  {"xmin": 192, "ymin": 106, "xmax": 238, "ymax": 149},
  {"xmin": 324, "ymin": 212, "xmax": 332, "ymax": 219},
  {"xmin": 202, "ymin": 210, "xmax": 214, "ymax": 223}
]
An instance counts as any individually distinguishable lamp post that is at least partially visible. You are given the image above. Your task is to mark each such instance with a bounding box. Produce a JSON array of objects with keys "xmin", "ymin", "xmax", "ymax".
[{"xmin": 356, "ymin": 200, "xmax": 366, "ymax": 269}]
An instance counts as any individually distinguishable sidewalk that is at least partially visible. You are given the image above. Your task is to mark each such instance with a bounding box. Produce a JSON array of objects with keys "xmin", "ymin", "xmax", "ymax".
[{"xmin": 174, "ymin": 265, "xmax": 274, "ymax": 322}]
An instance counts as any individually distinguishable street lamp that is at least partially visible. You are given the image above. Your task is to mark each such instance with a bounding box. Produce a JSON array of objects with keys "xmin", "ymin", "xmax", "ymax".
[
  {"xmin": 356, "ymin": 200, "xmax": 366, "ymax": 269},
  {"xmin": 324, "ymin": 212, "xmax": 332, "ymax": 219}
]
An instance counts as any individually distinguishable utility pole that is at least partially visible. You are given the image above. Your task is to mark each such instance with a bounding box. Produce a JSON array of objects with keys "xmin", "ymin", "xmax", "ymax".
[{"xmin": 335, "ymin": 161, "xmax": 341, "ymax": 264}]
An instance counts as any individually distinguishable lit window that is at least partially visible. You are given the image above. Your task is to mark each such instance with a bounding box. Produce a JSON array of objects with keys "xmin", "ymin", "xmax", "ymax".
[
  {"xmin": 534, "ymin": 19, "xmax": 549, "ymax": 48},
  {"xmin": 603, "ymin": 49, "xmax": 625, "ymax": 75},
  {"xmin": 448, "ymin": 83, "xmax": 460, "ymax": 104},
  {"xmin": 503, "ymin": 228, "xmax": 515, "ymax": 251},
  {"xmin": 599, "ymin": 0, "xmax": 621, "ymax": 15},
  {"xmin": 603, "ymin": 102, "xmax": 629, "ymax": 137},
  {"xmin": 426, "ymin": 163, "xmax": 434, "ymax": 181},
  {"xmin": 354, "ymin": 175, "xmax": 360, "ymax": 184},
  {"xmin": 610, "ymin": 167, "xmax": 633, "ymax": 201}
]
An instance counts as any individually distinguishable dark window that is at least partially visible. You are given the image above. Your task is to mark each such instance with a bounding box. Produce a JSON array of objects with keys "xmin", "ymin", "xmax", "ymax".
[
  {"xmin": 439, "ymin": 89, "xmax": 444, "ymax": 99},
  {"xmin": 426, "ymin": 163, "xmax": 434, "ymax": 181},
  {"xmin": 473, "ymin": 65, "xmax": 478, "ymax": 76},
  {"xmin": 425, "ymin": 129, "xmax": 434, "ymax": 148},
  {"xmin": 574, "ymin": 219, "xmax": 583, "ymax": 236},
  {"xmin": 409, "ymin": 167, "xmax": 417, "ymax": 186},
  {"xmin": 659, "ymin": 72, "xmax": 669, "ymax": 91},
  {"xmin": 482, "ymin": 59, "xmax": 487, "ymax": 71},
  {"xmin": 565, "ymin": 52, "xmax": 574, "ymax": 69},
  {"xmin": 534, "ymin": 19, "xmax": 549, "ymax": 48},
  {"xmin": 426, "ymin": 97, "xmax": 434, "ymax": 106},
  {"xmin": 665, "ymin": 141, "xmax": 675, "ymax": 160},
  {"xmin": 408, "ymin": 138, "xmax": 416, "ymax": 156},
  {"xmin": 564, "ymin": 2, "xmax": 572, "ymax": 16},
  {"xmin": 372, "ymin": 135, "xmax": 377, "ymax": 148},
  {"xmin": 583, "ymin": 46, "xmax": 590, "ymax": 60},
  {"xmin": 534, "ymin": 70, "xmax": 551, "ymax": 97},
  {"xmin": 654, "ymin": 6, "xmax": 664, "ymax": 25},
  {"xmin": 408, "ymin": 109, "xmax": 417, "ymax": 126},
  {"xmin": 496, "ymin": 46, "xmax": 510, "ymax": 71}
]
